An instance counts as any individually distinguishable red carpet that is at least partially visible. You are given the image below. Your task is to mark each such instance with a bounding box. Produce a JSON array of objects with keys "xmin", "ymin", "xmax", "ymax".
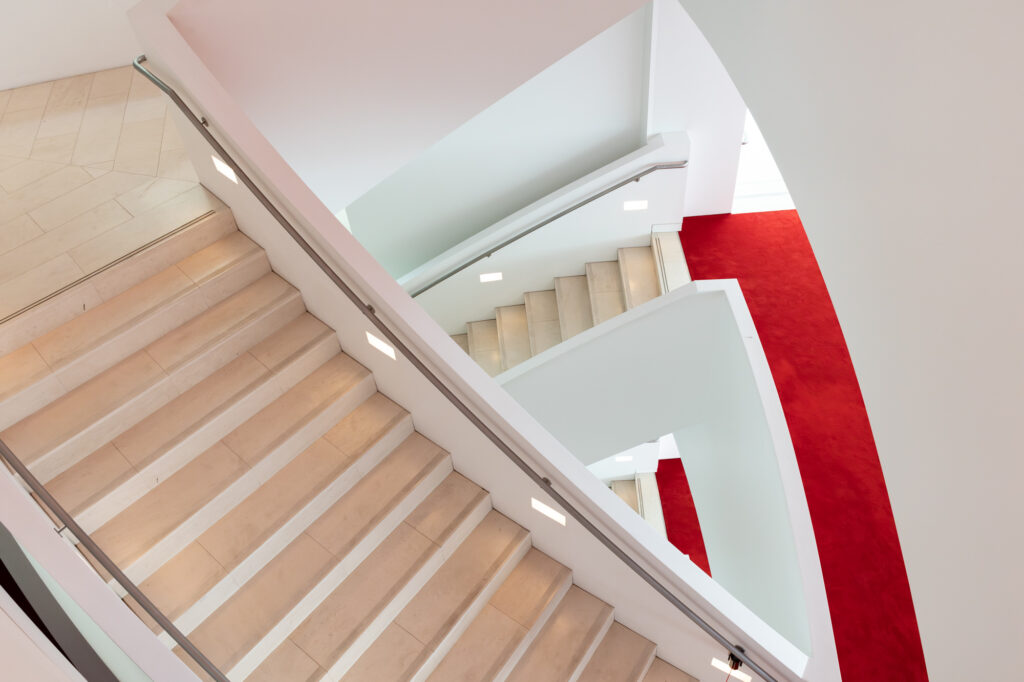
[
  {"xmin": 673, "ymin": 210, "xmax": 927, "ymax": 681},
  {"xmin": 655, "ymin": 458, "xmax": 711, "ymax": 576}
]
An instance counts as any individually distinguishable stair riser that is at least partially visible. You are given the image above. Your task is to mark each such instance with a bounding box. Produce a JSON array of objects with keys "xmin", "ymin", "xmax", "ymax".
[
  {"xmin": 492, "ymin": 573, "xmax": 574, "ymax": 682},
  {"xmin": 226, "ymin": 455, "xmax": 455, "ymax": 680},
  {"xmin": 121, "ymin": 374, "xmax": 377, "ymax": 583},
  {"xmin": 567, "ymin": 609, "xmax": 615, "ymax": 682},
  {"xmin": 0, "ymin": 375, "xmax": 66, "ymax": 434},
  {"xmin": 191, "ymin": 250, "xmax": 270, "ymax": 310},
  {"xmin": 320, "ymin": 493, "xmax": 493, "ymax": 682},
  {"xmin": 408, "ymin": 534, "xmax": 533, "ymax": 682},
  {"xmin": 172, "ymin": 415, "xmax": 415, "ymax": 635},
  {"xmin": 75, "ymin": 332, "xmax": 341, "ymax": 533}
]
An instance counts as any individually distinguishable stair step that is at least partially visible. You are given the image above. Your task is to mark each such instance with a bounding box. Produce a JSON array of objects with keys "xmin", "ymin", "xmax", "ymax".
[
  {"xmin": 89, "ymin": 354, "xmax": 374, "ymax": 579},
  {"xmin": 340, "ymin": 510, "xmax": 531, "ymax": 681},
  {"xmin": 180, "ymin": 432, "xmax": 452, "ymax": 678},
  {"xmin": 496, "ymin": 304, "xmax": 531, "ymax": 371},
  {"xmin": 47, "ymin": 313, "xmax": 338, "ymax": 528},
  {"xmin": 427, "ymin": 548, "xmax": 572, "ymax": 681},
  {"xmin": 554, "ymin": 275, "xmax": 594, "ymax": 340},
  {"xmin": 249, "ymin": 472, "xmax": 489, "ymax": 682},
  {"xmin": 137, "ymin": 393, "xmax": 412, "ymax": 627},
  {"xmin": 611, "ymin": 479, "xmax": 641, "ymax": 514},
  {"xmin": 0, "ymin": 230, "xmax": 267, "ymax": 429},
  {"xmin": 507, "ymin": 585, "xmax": 614, "ymax": 682},
  {"xmin": 0, "ymin": 273, "xmax": 305, "ymax": 482},
  {"xmin": 578, "ymin": 621, "xmax": 657, "ymax": 682},
  {"xmin": 586, "ymin": 261, "xmax": 626, "ymax": 325},
  {"xmin": 642, "ymin": 658, "xmax": 698, "ymax": 682},
  {"xmin": 618, "ymin": 246, "xmax": 660, "ymax": 310},
  {"xmin": 524, "ymin": 290, "xmax": 562, "ymax": 356},
  {"xmin": 450, "ymin": 333, "xmax": 469, "ymax": 354},
  {"xmin": 466, "ymin": 319, "xmax": 501, "ymax": 377}
]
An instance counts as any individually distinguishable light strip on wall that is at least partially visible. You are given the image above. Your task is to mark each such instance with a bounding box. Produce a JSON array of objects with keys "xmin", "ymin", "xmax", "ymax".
[
  {"xmin": 479, "ymin": 272, "xmax": 503, "ymax": 283},
  {"xmin": 531, "ymin": 498, "xmax": 566, "ymax": 526},
  {"xmin": 365, "ymin": 331, "xmax": 396, "ymax": 360},
  {"xmin": 623, "ymin": 199, "xmax": 648, "ymax": 211},
  {"xmin": 711, "ymin": 658, "xmax": 752, "ymax": 682},
  {"xmin": 211, "ymin": 155, "xmax": 238, "ymax": 183}
]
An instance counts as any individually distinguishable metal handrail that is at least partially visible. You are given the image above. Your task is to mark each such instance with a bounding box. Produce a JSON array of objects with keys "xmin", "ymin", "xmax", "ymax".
[
  {"xmin": 0, "ymin": 440, "xmax": 230, "ymax": 682},
  {"xmin": 85, "ymin": 54, "xmax": 774, "ymax": 682},
  {"xmin": 409, "ymin": 160, "xmax": 688, "ymax": 297}
]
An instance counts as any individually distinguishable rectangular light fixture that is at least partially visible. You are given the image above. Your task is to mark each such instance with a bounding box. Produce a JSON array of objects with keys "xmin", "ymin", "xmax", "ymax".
[
  {"xmin": 531, "ymin": 498, "xmax": 566, "ymax": 526},
  {"xmin": 365, "ymin": 331, "xmax": 396, "ymax": 360},
  {"xmin": 623, "ymin": 199, "xmax": 648, "ymax": 211},
  {"xmin": 211, "ymin": 155, "xmax": 238, "ymax": 184},
  {"xmin": 711, "ymin": 658, "xmax": 752, "ymax": 682},
  {"xmin": 479, "ymin": 272, "xmax": 503, "ymax": 283},
  {"xmin": 614, "ymin": 455, "xmax": 634, "ymax": 462}
]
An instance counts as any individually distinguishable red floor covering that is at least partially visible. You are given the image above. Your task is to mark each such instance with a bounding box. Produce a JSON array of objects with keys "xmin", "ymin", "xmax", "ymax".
[
  {"xmin": 665, "ymin": 210, "xmax": 927, "ymax": 681},
  {"xmin": 655, "ymin": 458, "xmax": 711, "ymax": 576}
]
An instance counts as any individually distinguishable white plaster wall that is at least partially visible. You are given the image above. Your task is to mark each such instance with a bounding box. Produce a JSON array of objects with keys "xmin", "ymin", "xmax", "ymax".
[
  {"xmin": 674, "ymin": 1, "xmax": 1024, "ymax": 679},
  {"xmin": 0, "ymin": 2, "xmax": 141, "ymax": 90},
  {"xmin": 346, "ymin": 6, "xmax": 651, "ymax": 277}
]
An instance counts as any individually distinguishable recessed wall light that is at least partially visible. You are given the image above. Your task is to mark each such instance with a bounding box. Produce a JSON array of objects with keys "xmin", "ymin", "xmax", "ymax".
[
  {"xmin": 615, "ymin": 455, "xmax": 634, "ymax": 462},
  {"xmin": 366, "ymin": 331, "xmax": 396, "ymax": 360},
  {"xmin": 211, "ymin": 155, "xmax": 238, "ymax": 184},
  {"xmin": 531, "ymin": 498, "xmax": 566, "ymax": 526},
  {"xmin": 623, "ymin": 200, "xmax": 648, "ymax": 211},
  {"xmin": 711, "ymin": 658, "xmax": 752, "ymax": 682},
  {"xmin": 479, "ymin": 272, "xmax": 503, "ymax": 283}
]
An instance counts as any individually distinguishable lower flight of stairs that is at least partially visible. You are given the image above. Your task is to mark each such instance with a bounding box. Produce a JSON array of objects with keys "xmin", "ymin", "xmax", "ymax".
[
  {"xmin": 0, "ymin": 207, "xmax": 698, "ymax": 681},
  {"xmin": 454, "ymin": 242, "xmax": 672, "ymax": 376}
]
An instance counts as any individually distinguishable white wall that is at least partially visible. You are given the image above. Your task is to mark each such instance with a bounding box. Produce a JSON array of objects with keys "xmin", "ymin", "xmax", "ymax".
[
  {"xmin": 346, "ymin": 6, "xmax": 651, "ymax": 277},
  {"xmin": 0, "ymin": 2, "xmax": 141, "ymax": 90},
  {"xmin": 166, "ymin": 0, "xmax": 650, "ymax": 215},
  {"xmin": 674, "ymin": 1, "xmax": 1024, "ymax": 680},
  {"xmin": 646, "ymin": 0, "xmax": 745, "ymax": 216}
]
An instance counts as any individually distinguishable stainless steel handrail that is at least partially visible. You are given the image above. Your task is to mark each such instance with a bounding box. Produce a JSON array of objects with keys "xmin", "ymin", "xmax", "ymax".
[
  {"xmin": 409, "ymin": 160, "xmax": 688, "ymax": 297},
  {"xmin": 128, "ymin": 54, "xmax": 776, "ymax": 682},
  {"xmin": 0, "ymin": 440, "xmax": 230, "ymax": 682}
]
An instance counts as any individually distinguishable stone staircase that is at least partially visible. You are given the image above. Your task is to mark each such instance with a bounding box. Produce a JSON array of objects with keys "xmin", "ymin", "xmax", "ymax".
[{"xmin": 0, "ymin": 208, "xmax": 698, "ymax": 681}]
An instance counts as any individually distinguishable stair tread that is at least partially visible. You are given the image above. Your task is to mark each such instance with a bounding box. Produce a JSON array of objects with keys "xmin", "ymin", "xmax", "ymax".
[
  {"xmin": 524, "ymin": 289, "xmax": 562, "ymax": 355},
  {"xmin": 343, "ymin": 510, "xmax": 529, "ymax": 681},
  {"xmin": 554, "ymin": 275, "xmax": 594, "ymax": 340},
  {"xmin": 496, "ymin": 304, "xmax": 531, "ymax": 371},
  {"xmin": 618, "ymin": 246, "xmax": 660, "ymax": 310},
  {"xmin": 450, "ymin": 333, "xmax": 470, "ymax": 354},
  {"xmin": 466, "ymin": 319, "xmax": 501, "ymax": 377},
  {"xmin": 642, "ymin": 658, "xmax": 698, "ymax": 682},
  {"xmin": 578, "ymin": 621, "xmax": 656, "ymax": 682},
  {"xmin": 586, "ymin": 261, "xmax": 626, "ymax": 325},
  {"xmin": 185, "ymin": 432, "xmax": 449, "ymax": 672},
  {"xmin": 428, "ymin": 548, "xmax": 571, "ymax": 681},
  {"xmin": 507, "ymin": 585, "xmax": 614, "ymax": 682}
]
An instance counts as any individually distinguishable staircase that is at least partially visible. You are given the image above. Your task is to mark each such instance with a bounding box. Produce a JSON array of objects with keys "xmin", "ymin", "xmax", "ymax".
[
  {"xmin": 452, "ymin": 241, "xmax": 681, "ymax": 376},
  {"xmin": 0, "ymin": 208, "xmax": 698, "ymax": 681}
]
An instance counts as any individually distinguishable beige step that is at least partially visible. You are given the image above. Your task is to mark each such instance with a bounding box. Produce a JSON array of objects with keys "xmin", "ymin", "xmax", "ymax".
[
  {"xmin": 427, "ymin": 548, "xmax": 572, "ymax": 681},
  {"xmin": 0, "ymin": 273, "xmax": 305, "ymax": 482},
  {"xmin": 89, "ymin": 353, "xmax": 375, "ymax": 581},
  {"xmin": 340, "ymin": 510, "xmax": 531, "ymax": 682},
  {"xmin": 554, "ymin": 275, "xmax": 594, "ymax": 340},
  {"xmin": 466, "ymin": 319, "xmax": 501, "ymax": 377},
  {"xmin": 642, "ymin": 658, "xmax": 698, "ymax": 682},
  {"xmin": 0, "ymin": 207, "xmax": 235, "ymax": 358},
  {"xmin": 578, "ymin": 621, "xmax": 657, "ymax": 682},
  {"xmin": 0, "ymin": 229, "xmax": 267, "ymax": 429},
  {"xmin": 618, "ymin": 246, "xmax": 660, "ymax": 309},
  {"xmin": 586, "ymin": 261, "xmax": 626, "ymax": 325},
  {"xmin": 651, "ymin": 232, "xmax": 691, "ymax": 295},
  {"xmin": 524, "ymin": 290, "xmax": 562, "ymax": 356},
  {"xmin": 496, "ymin": 304, "xmax": 531, "ymax": 371},
  {"xmin": 450, "ymin": 333, "xmax": 469, "ymax": 354},
  {"xmin": 507, "ymin": 585, "xmax": 614, "ymax": 682},
  {"xmin": 47, "ymin": 313, "xmax": 339, "ymax": 527},
  {"xmin": 248, "ymin": 473, "xmax": 489, "ymax": 682},
  {"xmin": 178, "ymin": 432, "xmax": 453, "ymax": 679},
  {"xmin": 611, "ymin": 479, "xmax": 641, "ymax": 514}
]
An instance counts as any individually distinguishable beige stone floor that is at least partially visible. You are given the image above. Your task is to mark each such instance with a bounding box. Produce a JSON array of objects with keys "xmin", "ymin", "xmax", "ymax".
[{"xmin": 0, "ymin": 65, "xmax": 216, "ymax": 320}]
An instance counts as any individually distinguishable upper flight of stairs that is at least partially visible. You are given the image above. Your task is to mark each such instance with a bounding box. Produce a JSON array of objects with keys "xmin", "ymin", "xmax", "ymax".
[
  {"xmin": 453, "ymin": 244, "xmax": 665, "ymax": 376},
  {"xmin": 0, "ymin": 208, "xmax": 697, "ymax": 681}
]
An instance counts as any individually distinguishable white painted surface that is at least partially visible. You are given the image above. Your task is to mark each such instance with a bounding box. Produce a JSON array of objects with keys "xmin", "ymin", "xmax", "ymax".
[
  {"xmin": 346, "ymin": 7, "xmax": 651, "ymax": 277},
  {"xmin": 0, "ymin": 2, "xmax": 141, "ymax": 90},
  {"xmin": 675, "ymin": 2, "xmax": 1024, "ymax": 679},
  {"xmin": 732, "ymin": 111, "xmax": 794, "ymax": 214},
  {"xmin": 128, "ymin": 3, "xmax": 821, "ymax": 676},
  {"xmin": 499, "ymin": 281, "xmax": 835, "ymax": 667},
  {"xmin": 646, "ymin": 0, "xmax": 746, "ymax": 216},
  {"xmin": 408, "ymin": 134, "xmax": 689, "ymax": 334},
  {"xmin": 166, "ymin": 0, "xmax": 650, "ymax": 215}
]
